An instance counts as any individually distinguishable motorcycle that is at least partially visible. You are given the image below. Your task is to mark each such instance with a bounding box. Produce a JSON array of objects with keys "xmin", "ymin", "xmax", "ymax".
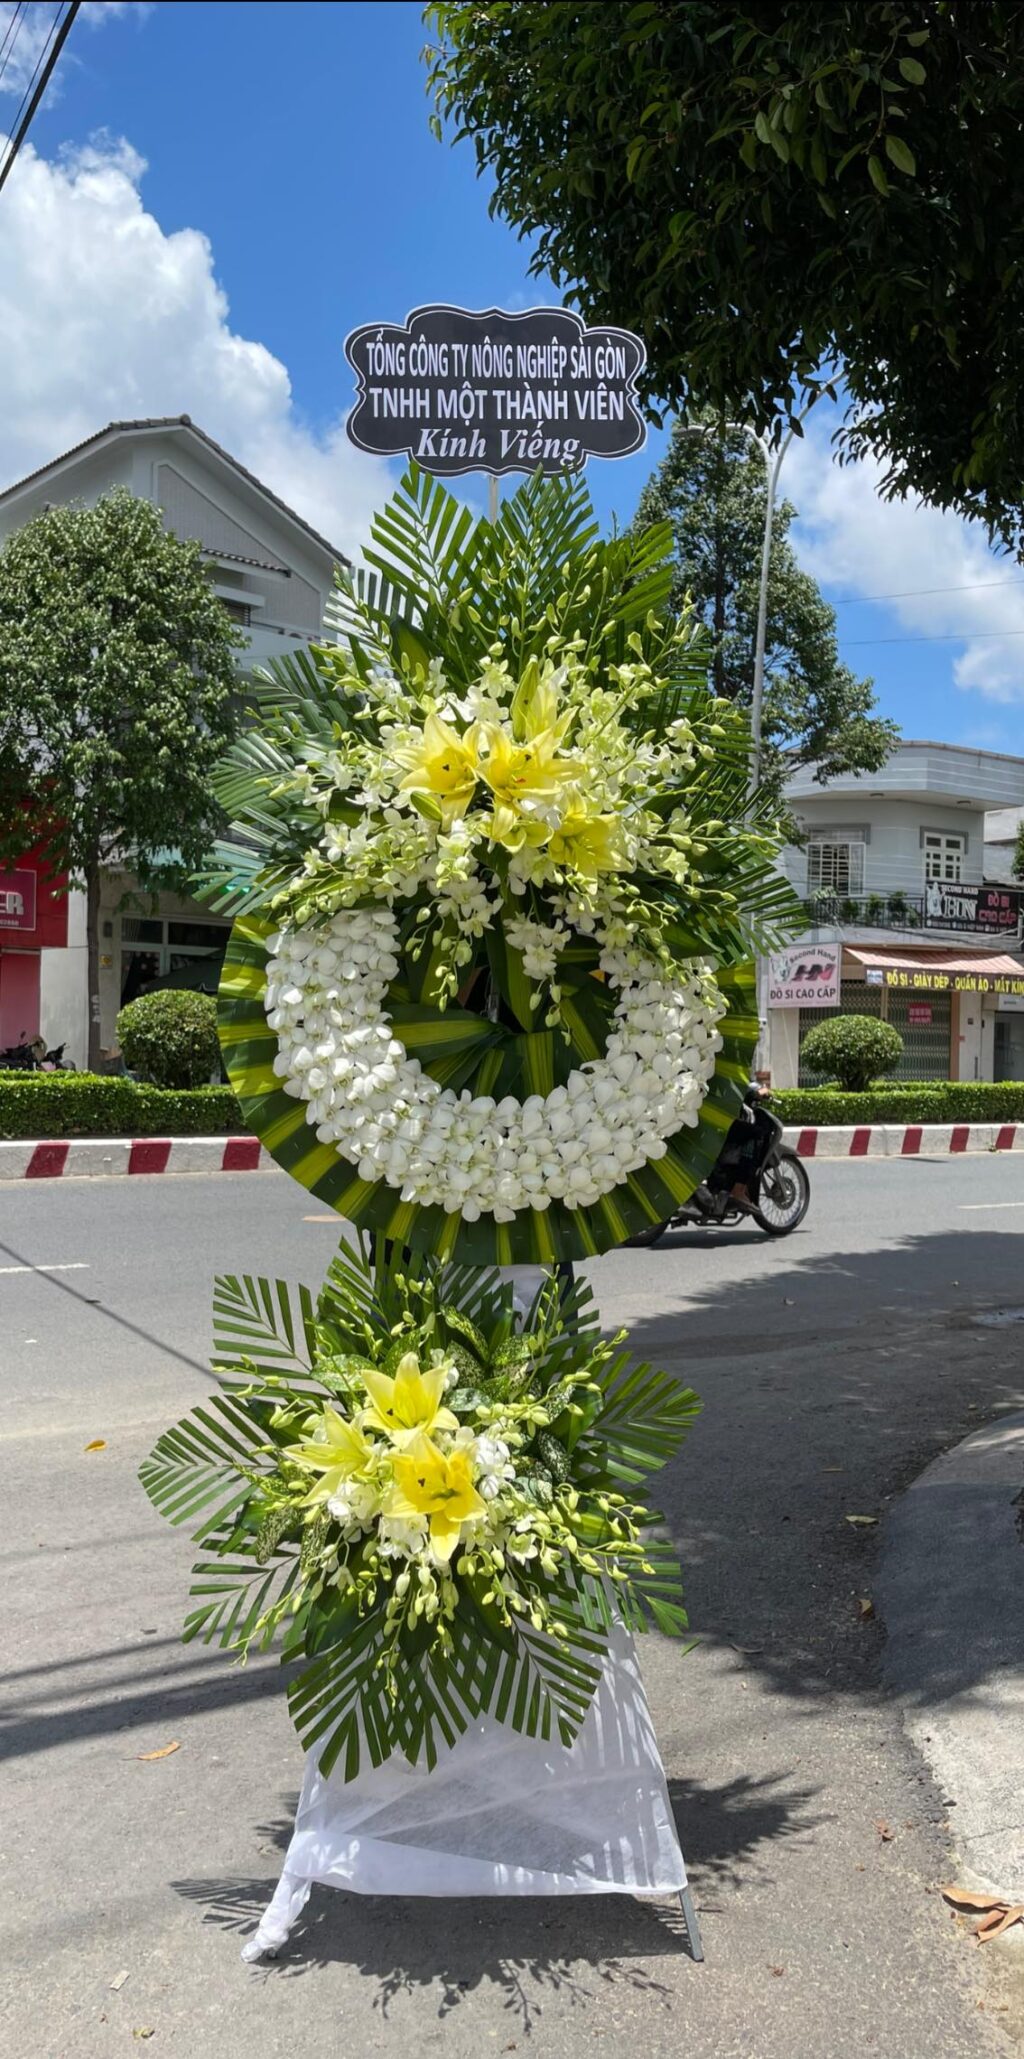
[
  {"xmin": 627, "ymin": 1088, "xmax": 810, "ymax": 1245},
  {"xmin": 0, "ymin": 1036, "xmax": 75, "ymax": 1072}
]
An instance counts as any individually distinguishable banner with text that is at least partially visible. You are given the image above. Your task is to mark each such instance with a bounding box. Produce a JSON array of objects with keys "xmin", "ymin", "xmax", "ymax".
[
  {"xmin": 344, "ymin": 305, "xmax": 647, "ymax": 476},
  {"xmin": 768, "ymin": 943, "xmax": 841, "ymax": 1009},
  {"xmin": 924, "ymin": 881, "xmax": 1021, "ymax": 935}
]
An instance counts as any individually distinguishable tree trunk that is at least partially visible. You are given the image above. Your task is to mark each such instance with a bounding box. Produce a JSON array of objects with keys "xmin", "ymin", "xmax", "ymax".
[{"xmin": 85, "ymin": 854, "xmax": 102, "ymax": 1073}]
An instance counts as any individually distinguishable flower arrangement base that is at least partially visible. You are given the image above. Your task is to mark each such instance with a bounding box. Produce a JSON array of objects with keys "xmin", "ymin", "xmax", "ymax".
[{"xmin": 240, "ymin": 1619, "xmax": 686, "ymax": 1962}]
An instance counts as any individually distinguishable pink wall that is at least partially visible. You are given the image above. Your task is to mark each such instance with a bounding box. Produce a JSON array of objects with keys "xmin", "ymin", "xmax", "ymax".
[{"xmin": 0, "ymin": 950, "xmax": 40, "ymax": 1051}]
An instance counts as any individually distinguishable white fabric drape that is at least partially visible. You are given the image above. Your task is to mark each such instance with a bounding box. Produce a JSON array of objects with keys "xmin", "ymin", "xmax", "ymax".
[{"xmin": 242, "ymin": 1619, "xmax": 685, "ymax": 1959}]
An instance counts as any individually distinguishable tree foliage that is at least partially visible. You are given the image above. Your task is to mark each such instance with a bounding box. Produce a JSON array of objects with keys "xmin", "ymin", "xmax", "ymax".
[
  {"xmin": 427, "ymin": 2, "xmax": 1024, "ymax": 548},
  {"xmin": 0, "ymin": 489, "xmax": 241, "ymax": 1065},
  {"xmin": 800, "ymin": 1012, "xmax": 903, "ymax": 1093},
  {"xmin": 633, "ymin": 419, "xmax": 897, "ymax": 788}
]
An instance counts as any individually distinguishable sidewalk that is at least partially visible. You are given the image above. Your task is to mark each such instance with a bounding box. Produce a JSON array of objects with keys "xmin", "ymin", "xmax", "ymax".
[{"xmin": 879, "ymin": 1407, "xmax": 1024, "ymax": 2022}]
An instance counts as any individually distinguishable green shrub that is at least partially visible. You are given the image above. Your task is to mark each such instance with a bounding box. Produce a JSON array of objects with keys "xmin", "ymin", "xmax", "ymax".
[
  {"xmin": 0, "ymin": 1071, "xmax": 244, "ymax": 1139},
  {"xmin": 117, "ymin": 989, "xmax": 221, "ymax": 1089},
  {"xmin": 772, "ymin": 1082, "xmax": 1024, "ymax": 1126},
  {"xmin": 800, "ymin": 1014, "xmax": 903, "ymax": 1093}
]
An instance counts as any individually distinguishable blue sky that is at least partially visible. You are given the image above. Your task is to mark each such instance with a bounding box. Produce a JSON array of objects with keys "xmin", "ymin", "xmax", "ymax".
[{"xmin": 4, "ymin": 0, "xmax": 1024, "ymax": 749}]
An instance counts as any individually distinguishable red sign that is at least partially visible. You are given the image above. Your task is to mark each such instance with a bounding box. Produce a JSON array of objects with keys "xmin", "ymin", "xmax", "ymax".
[
  {"xmin": 908, "ymin": 1003, "xmax": 932, "ymax": 1025},
  {"xmin": 0, "ymin": 869, "xmax": 37, "ymax": 932}
]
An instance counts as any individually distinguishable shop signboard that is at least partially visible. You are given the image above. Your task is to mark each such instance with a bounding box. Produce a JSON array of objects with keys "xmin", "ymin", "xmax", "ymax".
[
  {"xmin": 767, "ymin": 943, "xmax": 841, "ymax": 1009},
  {"xmin": 0, "ymin": 868, "xmax": 37, "ymax": 932},
  {"xmin": 924, "ymin": 881, "xmax": 1021, "ymax": 935},
  {"xmin": 345, "ymin": 305, "xmax": 646, "ymax": 476},
  {"xmin": 881, "ymin": 965, "xmax": 1024, "ymax": 997}
]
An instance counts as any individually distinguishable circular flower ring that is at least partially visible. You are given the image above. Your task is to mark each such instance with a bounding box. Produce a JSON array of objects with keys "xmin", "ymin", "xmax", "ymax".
[{"xmin": 219, "ymin": 912, "xmax": 760, "ymax": 1264}]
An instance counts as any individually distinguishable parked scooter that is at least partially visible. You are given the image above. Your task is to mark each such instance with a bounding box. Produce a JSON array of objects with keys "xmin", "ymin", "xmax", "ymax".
[
  {"xmin": 0, "ymin": 1035, "xmax": 76, "ymax": 1072},
  {"xmin": 0, "ymin": 1034, "xmax": 36, "ymax": 1070},
  {"xmin": 627, "ymin": 1087, "xmax": 810, "ymax": 1245}
]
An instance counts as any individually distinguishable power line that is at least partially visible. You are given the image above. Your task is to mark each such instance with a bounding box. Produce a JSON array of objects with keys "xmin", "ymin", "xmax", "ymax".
[
  {"xmin": 0, "ymin": 3, "xmax": 29, "ymax": 93},
  {"xmin": 832, "ymin": 574, "xmax": 1024, "ymax": 606},
  {"xmin": 0, "ymin": 0, "xmax": 79, "ymax": 200}
]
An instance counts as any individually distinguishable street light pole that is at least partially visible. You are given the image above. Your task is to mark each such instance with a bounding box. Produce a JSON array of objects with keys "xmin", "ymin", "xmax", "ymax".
[{"xmin": 681, "ymin": 400, "xmax": 817, "ymax": 795}]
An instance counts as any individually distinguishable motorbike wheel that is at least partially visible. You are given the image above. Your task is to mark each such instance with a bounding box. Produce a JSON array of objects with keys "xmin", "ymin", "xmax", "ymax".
[
  {"xmin": 624, "ymin": 1220, "xmax": 670, "ymax": 1248},
  {"xmin": 755, "ymin": 1151, "xmax": 810, "ymax": 1236}
]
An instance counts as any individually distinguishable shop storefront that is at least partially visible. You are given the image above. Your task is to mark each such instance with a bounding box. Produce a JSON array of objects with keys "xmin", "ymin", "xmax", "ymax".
[
  {"xmin": 0, "ymin": 851, "xmax": 68, "ymax": 1054},
  {"xmin": 792, "ymin": 947, "xmax": 1024, "ymax": 1085}
]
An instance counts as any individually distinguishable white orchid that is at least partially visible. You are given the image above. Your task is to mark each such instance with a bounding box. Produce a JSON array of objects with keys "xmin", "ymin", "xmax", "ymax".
[{"xmin": 266, "ymin": 909, "xmax": 725, "ymax": 1223}]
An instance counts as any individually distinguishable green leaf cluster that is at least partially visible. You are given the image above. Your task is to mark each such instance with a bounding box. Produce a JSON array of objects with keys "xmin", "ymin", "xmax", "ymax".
[
  {"xmin": 772, "ymin": 1082, "xmax": 1024, "ymax": 1127},
  {"xmin": 427, "ymin": 3, "xmax": 1024, "ymax": 549},
  {"xmin": 117, "ymin": 989, "xmax": 222, "ymax": 1089},
  {"xmin": 0, "ymin": 488, "xmax": 241, "ymax": 886},
  {"xmin": 0, "ymin": 1073, "xmax": 243, "ymax": 1138},
  {"xmin": 799, "ymin": 1012, "xmax": 903, "ymax": 1093},
  {"xmin": 633, "ymin": 416, "xmax": 899, "ymax": 796}
]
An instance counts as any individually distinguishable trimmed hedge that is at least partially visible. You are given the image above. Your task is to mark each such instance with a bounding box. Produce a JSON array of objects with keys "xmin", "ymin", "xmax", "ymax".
[
  {"xmin": 0, "ymin": 1071, "xmax": 244, "ymax": 1139},
  {"xmin": 4, "ymin": 1069, "xmax": 1024, "ymax": 1141},
  {"xmin": 773, "ymin": 1082, "xmax": 1024, "ymax": 1126}
]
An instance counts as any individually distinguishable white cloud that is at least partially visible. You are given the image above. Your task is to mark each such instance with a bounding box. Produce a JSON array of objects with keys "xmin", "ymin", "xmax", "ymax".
[
  {"xmin": 0, "ymin": 2, "xmax": 147, "ymax": 103},
  {"xmin": 785, "ymin": 414, "xmax": 1024, "ymax": 706},
  {"xmin": 0, "ymin": 130, "xmax": 391, "ymax": 558}
]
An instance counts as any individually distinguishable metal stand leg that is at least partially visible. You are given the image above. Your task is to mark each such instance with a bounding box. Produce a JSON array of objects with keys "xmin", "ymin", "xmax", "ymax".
[{"xmin": 677, "ymin": 1883, "xmax": 705, "ymax": 1963}]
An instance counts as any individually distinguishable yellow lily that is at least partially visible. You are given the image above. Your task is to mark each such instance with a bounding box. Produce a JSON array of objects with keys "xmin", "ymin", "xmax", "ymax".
[
  {"xmin": 361, "ymin": 1352, "xmax": 459, "ymax": 1448},
  {"xmin": 386, "ymin": 1435, "xmax": 486, "ymax": 1563},
  {"xmin": 475, "ymin": 716, "xmax": 582, "ymax": 850},
  {"xmin": 393, "ymin": 712, "xmax": 479, "ymax": 825},
  {"xmin": 547, "ymin": 799, "xmax": 629, "ymax": 877},
  {"xmin": 289, "ymin": 1405, "xmax": 376, "ymax": 1507}
]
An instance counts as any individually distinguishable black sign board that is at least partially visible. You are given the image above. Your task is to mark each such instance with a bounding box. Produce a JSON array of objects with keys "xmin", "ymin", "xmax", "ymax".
[
  {"xmin": 924, "ymin": 882, "xmax": 1022, "ymax": 935},
  {"xmin": 344, "ymin": 305, "xmax": 647, "ymax": 477}
]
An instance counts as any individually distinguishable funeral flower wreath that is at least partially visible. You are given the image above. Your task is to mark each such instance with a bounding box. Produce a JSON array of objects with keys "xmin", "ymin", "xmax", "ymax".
[
  {"xmin": 141, "ymin": 1242, "xmax": 702, "ymax": 1780},
  {"xmin": 142, "ymin": 467, "xmax": 799, "ymax": 1782},
  {"xmin": 210, "ymin": 465, "xmax": 796, "ymax": 1263}
]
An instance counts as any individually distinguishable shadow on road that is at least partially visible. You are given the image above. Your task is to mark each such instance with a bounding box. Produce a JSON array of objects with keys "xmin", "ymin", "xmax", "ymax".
[
  {"xmin": 170, "ymin": 1767, "xmax": 825, "ymax": 2020},
  {"xmin": 618, "ymin": 1225, "xmax": 1024, "ymax": 1715}
]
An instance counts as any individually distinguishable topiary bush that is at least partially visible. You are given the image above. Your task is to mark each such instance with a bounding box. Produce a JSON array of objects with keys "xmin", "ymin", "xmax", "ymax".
[
  {"xmin": 117, "ymin": 989, "xmax": 221, "ymax": 1089},
  {"xmin": 800, "ymin": 1013, "xmax": 903, "ymax": 1094}
]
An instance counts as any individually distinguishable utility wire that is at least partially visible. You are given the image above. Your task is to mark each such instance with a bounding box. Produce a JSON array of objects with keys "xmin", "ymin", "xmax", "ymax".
[
  {"xmin": 0, "ymin": 3, "xmax": 29, "ymax": 92},
  {"xmin": 0, "ymin": 0, "xmax": 79, "ymax": 199},
  {"xmin": 832, "ymin": 574, "xmax": 1024, "ymax": 606}
]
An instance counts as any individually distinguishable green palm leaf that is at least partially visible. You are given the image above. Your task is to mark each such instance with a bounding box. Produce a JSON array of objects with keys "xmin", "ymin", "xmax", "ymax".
[{"xmin": 138, "ymin": 1394, "xmax": 268, "ymax": 1534}]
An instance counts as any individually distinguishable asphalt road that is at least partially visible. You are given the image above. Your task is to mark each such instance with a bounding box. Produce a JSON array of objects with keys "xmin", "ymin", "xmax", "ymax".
[{"xmin": 2, "ymin": 1155, "xmax": 1023, "ymax": 2058}]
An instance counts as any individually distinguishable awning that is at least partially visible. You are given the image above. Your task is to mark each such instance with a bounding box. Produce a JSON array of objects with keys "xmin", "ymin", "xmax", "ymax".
[{"xmin": 844, "ymin": 945, "xmax": 1024, "ymax": 996}]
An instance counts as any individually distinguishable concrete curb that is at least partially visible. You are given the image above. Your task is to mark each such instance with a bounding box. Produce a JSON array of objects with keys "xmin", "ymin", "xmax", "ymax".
[
  {"xmin": 0, "ymin": 1136, "xmax": 274, "ymax": 1180},
  {"xmin": 783, "ymin": 1120, "xmax": 1024, "ymax": 1158},
  {"xmin": 878, "ymin": 1408, "xmax": 1024, "ymax": 1905},
  {"xmin": 2, "ymin": 1121, "xmax": 1021, "ymax": 1179}
]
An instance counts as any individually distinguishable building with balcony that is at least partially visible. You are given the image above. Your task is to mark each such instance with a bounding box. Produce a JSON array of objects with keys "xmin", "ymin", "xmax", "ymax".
[
  {"xmin": 768, "ymin": 742, "xmax": 1024, "ymax": 1087},
  {"xmin": 0, "ymin": 418, "xmax": 347, "ymax": 1067}
]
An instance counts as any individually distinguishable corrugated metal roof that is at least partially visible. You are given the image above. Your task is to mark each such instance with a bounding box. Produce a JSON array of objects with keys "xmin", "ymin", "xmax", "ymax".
[{"xmin": 0, "ymin": 416, "xmax": 349, "ymax": 567}]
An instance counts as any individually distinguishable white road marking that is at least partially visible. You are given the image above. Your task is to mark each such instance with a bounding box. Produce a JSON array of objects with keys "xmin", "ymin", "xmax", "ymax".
[
  {"xmin": 0, "ymin": 1262, "xmax": 90, "ymax": 1275},
  {"xmin": 958, "ymin": 1201, "xmax": 1024, "ymax": 1212}
]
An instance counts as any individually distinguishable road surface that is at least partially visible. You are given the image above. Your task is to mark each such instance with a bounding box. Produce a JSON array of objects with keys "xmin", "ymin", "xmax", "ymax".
[{"xmin": 2, "ymin": 1154, "xmax": 1023, "ymax": 2057}]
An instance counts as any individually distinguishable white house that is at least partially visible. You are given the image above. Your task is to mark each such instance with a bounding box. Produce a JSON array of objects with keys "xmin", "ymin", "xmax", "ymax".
[
  {"xmin": 768, "ymin": 742, "xmax": 1024, "ymax": 1088},
  {"xmin": 0, "ymin": 418, "xmax": 347, "ymax": 1068}
]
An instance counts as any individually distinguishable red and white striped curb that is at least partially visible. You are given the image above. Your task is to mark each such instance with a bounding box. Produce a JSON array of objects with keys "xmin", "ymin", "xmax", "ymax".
[
  {"xmin": 782, "ymin": 1121, "xmax": 1024, "ymax": 1159},
  {"xmin": 2, "ymin": 1124, "xmax": 1021, "ymax": 1180},
  {"xmin": 0, "ymin": 1136, "xmax": 274, "ymax": 1180}
]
